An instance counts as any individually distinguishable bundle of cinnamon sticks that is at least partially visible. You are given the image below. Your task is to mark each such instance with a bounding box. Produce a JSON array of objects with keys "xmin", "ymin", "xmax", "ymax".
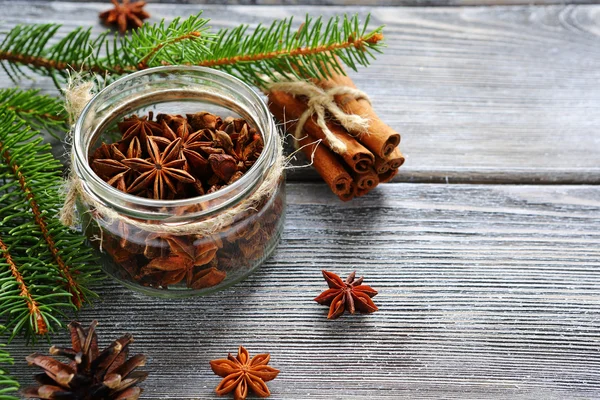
[{"xmin": 267, "ymin": 67, "xmax": 404, "ymax": 201}]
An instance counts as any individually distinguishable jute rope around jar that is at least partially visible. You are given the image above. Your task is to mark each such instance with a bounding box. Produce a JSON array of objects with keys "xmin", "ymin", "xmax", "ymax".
[
  {"xmin": 59, "ymin": 78, "xmax": 284, "ymax": 236},
  {"xmin": 266, "ymin": 80, "xmax": 371, "ymax": 154},
  {"xmin": 60, "ymin": 149, "xmax": 284, "ymax": 236}
]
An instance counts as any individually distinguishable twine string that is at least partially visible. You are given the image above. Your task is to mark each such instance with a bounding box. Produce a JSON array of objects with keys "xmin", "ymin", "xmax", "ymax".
[
  {"xmin": 266, "ymin": 80, "xmax": 371, "ymax": 154},
  {"xmin": 60, "ymin": 150, "xmax": 284, "ymax": 236}
]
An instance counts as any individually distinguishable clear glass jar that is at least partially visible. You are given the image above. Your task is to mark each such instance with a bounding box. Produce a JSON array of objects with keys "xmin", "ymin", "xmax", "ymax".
[{"xmin": 72, "ymin": 66, "xmax": 285, "ymax": 297}]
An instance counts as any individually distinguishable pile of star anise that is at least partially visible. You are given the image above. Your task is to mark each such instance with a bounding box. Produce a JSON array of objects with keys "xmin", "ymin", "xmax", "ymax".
[
  {"xmin": 87, "ymin": 111, "xmax": 283, "ymax": 290},
  {"xmin": 91, "ymin": 111, "xmax": 263, "ymax": 200},
  {"xmin": 95, "ymin": 190, "xmax": 283, "ymax": 289}
]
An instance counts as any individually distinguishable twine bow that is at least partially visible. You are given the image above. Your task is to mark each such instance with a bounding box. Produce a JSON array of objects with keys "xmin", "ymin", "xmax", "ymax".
[{"xmin": 266, "ymin": 80, "xmax": 371, "ymax": 154}]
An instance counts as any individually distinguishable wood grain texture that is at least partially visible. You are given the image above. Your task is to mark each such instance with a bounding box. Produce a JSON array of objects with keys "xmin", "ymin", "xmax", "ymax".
[
  {"xmin": 18, "ymin": 0, "xmax": 600, "ymax": 7},
  {"xmin": 1, "ymin": 2, "xmax": 600, "ymax": 183},
  {"xmin": 5, "ymin": 183, "xmax": 600, "ymax": 399}
]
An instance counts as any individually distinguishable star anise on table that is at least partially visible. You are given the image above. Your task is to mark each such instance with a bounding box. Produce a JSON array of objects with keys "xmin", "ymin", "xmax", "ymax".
[
  {"xmin": 314, "ymin": 270, "xmax": 379, "ymax": 319},
  {"xmin": 140, "ymin": 235, "xmax": 221, "ymax": 287},
  {"xmin": 124, "ymin": 137, "xmax": 195, "ymax": 200},
  {"xmin": 99, "ymin": 0, "xmax": 150, "ymax": 34},
  {"xmin": 210, "ymin": 346, "xmax": 279, "ymax": 400}
]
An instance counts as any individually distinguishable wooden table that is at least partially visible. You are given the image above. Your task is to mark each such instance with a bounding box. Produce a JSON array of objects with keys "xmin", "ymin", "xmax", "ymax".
[{"xmin": 3, "ymin": 1, "xmax": 600, "ymax": 398}]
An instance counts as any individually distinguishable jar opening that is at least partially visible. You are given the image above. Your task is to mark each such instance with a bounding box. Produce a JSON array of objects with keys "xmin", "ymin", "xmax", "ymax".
[{"xmin": 73, "ymin": 67, "xmax": 279, "ymax": 222}]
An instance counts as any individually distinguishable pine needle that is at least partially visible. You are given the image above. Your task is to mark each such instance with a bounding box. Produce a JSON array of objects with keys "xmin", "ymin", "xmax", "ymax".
[
  {"xmin": 0, "ymin": 109, "xmax": 102, "ymax": 342},
  {"xmin": 0, "ymin": 13, "xmax": 384, "ymax": 89},
  {"xmin": 0, "ymin": 345, "xmax": 19, "ymax": 399},
  {"xmin": 0, "ymin": 89, "xmax": 68, "ymax": 139}
]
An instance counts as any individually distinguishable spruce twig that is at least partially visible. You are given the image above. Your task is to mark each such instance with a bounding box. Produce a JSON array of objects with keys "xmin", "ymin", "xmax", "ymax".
[
  {"xmin": 0, "ymin": 109, "xmax": 102, "ymax": 341},
  {"xmin": 0, "ymin": 89, "xmax": 68, "ymax": 140},
  {"xmin": 0, "ymin": 13, "xmax": 384, "ymax": 89},
  {"xmin": 0, "ymin": 345, "xmax": 19, "ymax": 399}
]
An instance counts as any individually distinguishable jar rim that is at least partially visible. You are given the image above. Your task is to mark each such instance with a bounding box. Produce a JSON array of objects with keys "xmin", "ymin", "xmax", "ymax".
[{"xmin": 73, "ymin": 66, "xmax": 278, "ymax": 220}]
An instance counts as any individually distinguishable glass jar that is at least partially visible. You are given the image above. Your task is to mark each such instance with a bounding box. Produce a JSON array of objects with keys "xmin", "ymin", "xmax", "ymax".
[{"xmin": 72, "ymin": 66, "xmax": 285, "ymax": 297}]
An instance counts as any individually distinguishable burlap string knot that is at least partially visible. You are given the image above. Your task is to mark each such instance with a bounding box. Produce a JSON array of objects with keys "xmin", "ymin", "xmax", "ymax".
[{"xmin": 266, "ymin": 80, "xmax": 371, "ymax": 154}]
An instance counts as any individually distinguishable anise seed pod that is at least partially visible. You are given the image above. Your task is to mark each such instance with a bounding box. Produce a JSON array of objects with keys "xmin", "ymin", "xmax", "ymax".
[
  {"xmin": 187, "ymin": 112, "xmax": 219, "ymax": 131},
  {"xmin": 208, "ymin": 154, "xmax": 238, "ymax": 182},
  {"xmin": 23, "ymin": 321, "xmax": 148, "ymax": 400}
]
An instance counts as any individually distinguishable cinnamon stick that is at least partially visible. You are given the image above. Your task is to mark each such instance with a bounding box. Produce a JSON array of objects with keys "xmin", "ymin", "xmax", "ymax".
[
  {"xmin": 354, "ymin": 186, "xmax": 372, "ymax": 197},
  {"xmin": 379, "ymin": 168, "xmax": 399, "ymax": 183},
  {"xmin": 314, "ymin": 67, "xmax": 401, "ymax": 158},
  {"xmin": 353, "ymin": 168, "xmax": 379, "ymax": 190},
  {"xmin": 297, "ymin": 135, "xmax": 354, "ymax": 201},
  {"xmin": 384, "ymin": 147, "xmax": 405, "ymax": 170},
  {"xmin": 374, "ymin": 157, "xmax": 391, "ymax": 175},
  {"xmin": 341, "ymin": 182, "xmax": 356, "ymax": 202},
  {"xmin": 268, "ymin": 90, "xmax": 374, "ymax": 173}
]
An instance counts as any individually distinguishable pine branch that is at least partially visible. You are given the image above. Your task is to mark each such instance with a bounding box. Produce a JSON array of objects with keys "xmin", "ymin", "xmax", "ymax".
[
  {"xmin": 0, "ymin": 109, "xmax": 102, "ymax": 341},
  {"xmin": 0, "ymin": 89, "xmax": 68, "ymax": 139},
  {"xmin": 0, "ymin": 13, "xmax": 384, "ymax": 89},
  {"xmin": 0, "ymin": 345, "xmax": 19, "ymax": 399},
  {"xmin": 203, "ymin": 14, "xmax": 384, "ymax": 87}
]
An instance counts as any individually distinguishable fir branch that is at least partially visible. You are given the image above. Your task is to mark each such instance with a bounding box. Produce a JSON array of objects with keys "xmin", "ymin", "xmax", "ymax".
[
  {"xmin": 2, "ymin": 144, "xmax": 83, "ymax": 307},
  {"xmin": 0, "ymin": 109, "xmax": 102, "ymax": 341},
  {"xmin": 0, "ymin": 236, "xmax": 48, "ymax": 336},
  {"xmin": 0, "ymin": 13, "xmax": 384, "ymax": 89},
  {"xmin": 202, "ymin": 14, "xmax": 384, "ymax": 86},
  {"xmin": 0, "ymin": 89, "xmax": 68, "ymax": 139},
  {"xmin": 0, "ymin": 346, "xmax": 19, "ymax": 399}
]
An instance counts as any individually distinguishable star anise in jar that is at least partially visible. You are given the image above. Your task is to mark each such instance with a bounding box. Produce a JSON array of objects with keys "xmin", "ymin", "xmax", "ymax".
[
  {"xmin": 187, "ymin": 112, "xmax": 221, "ymax": 131},
  {"xmin": 139, "ymin": 235, "xmax": 221, "ymax": 287},
  {"xmin": 165, "ymin": 123, "xmax": 214, "ymax": 172},
  {"xmin": 210, "ymin": 346, "xmax": 279, "ymax": 400},
  {"xmin": 90, "ymin": 110, "xmax": 264, "ymax": 201},
  {"xmin": 314, "ymin": 270, "xmax": 379, "ymax": 319},
  {"xmin": 92, "ymin": 137, "xmax": 142, "ymax": 191},
  {"xmin": 231, "ymin": 122, "xmax": 263, "ymax": 171},
  {"xmin": 123, "ymin": 137, "xmax": 195, "ymax": 200},
  {"xmin": 118, "ymin": 111, "xmax": 162, "ymax": 148},
  {"xmin": 209, "ymin": 154, "xmax": 238, "ymax": 182},
  {"xmin": 157, "ymin": 113, "xmax": 194, "ymax": 139},
  {"xmin": 99, "ymin": 0, "xmax": 150, "ymax": 34}
]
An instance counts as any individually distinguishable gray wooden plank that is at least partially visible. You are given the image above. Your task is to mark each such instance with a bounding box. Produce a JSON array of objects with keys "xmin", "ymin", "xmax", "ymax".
[
  {"xmin": 1, "ymin": 2, "xmax": 600, "ymax": 183},
  {"xmin": 5, "ymin": 182, "xmax": 600, "ymax": 399},
  {"xmin": 17, "ymin": 0, "xmax": 600, "ymax": 8}
]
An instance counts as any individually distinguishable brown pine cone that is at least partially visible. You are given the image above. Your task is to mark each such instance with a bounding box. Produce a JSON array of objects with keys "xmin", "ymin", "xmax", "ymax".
[{"xmin": 23, "ymin": 321, "xmax": 147, "ymax": 399}]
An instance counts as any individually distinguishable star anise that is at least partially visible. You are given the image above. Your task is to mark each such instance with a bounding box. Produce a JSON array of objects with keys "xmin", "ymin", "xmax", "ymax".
[
  {"xmin": 92, "ymin": 137, "xmax": 142, "ymax": 191},
  {"xmin": 157, "ymin": 114, "xmax": 193, "ymax": 139},
  {"xmin": 314, "ymin": 270, "xmax": 379, "ymax": 319},
  {"xmin": 229, "ymin": 121, "xmax": 263, "ymax": 171},
  {"xmin": 160, "ymin": 121, "xmax": 213, "ymax": 171},
  {"xmin": 99, "ymin": 0, "xmax": 150, "ymax": 34},
  {"xmin": 187, "ymin": 112, "xmax": 221, "ymax": 131},
  {"xmin": 118, "ymin": 111, "xmax": 162, "ymax": 148},
  {"xmin": 139, "ymin": 235, "xmax": 220, "ymax": 287},
  {"xmin": 123, "ymin": 137, "xmax": 195, "ymax": 200},
  {"xmin": 210, "ymin": 346, "xmax": 279, "ymax": 400},
  {"xmin": 209, "ymin": 154, "xmax": 238, "ymax": 182}
]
